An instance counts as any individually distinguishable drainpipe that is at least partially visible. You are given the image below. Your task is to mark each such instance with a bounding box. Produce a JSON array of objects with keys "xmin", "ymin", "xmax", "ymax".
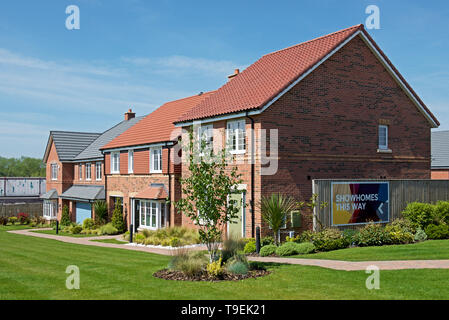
[
  {"xmin": 163, "ymin": 141, "xmax": 177, "ymax": 227},
  {"xmin": 245, "ymin": 112, "xmax": 255, "ymax": 238}
]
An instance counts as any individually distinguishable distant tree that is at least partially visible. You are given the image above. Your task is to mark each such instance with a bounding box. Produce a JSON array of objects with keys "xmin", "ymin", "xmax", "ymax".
[
  {"xmin": 0, "ymin": 157, "xmax": 45, "ymax": 177},
  {"xmin": 111, "ymin": 198, "xmax": 126, "ymax": 233},
  {"xmin": 60, "ymin": 205, "xmax": 71, "ymax": 226}
]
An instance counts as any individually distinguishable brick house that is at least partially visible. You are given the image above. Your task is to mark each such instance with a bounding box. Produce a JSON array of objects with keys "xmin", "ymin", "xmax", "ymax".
[
  {"xmin": 42, "ymin": 110, "xmax": 142, "ymax": 222},
  {"xmin": 100, "ymin": 92, "xmax": 214, "ymax": 232},
  {"xmin": 173, "ymin": 24, "xmax": 439, "ymax": 238},
  {"xmin": 431, "ymin": 130, "xmax": 449, "ymax": 179}
]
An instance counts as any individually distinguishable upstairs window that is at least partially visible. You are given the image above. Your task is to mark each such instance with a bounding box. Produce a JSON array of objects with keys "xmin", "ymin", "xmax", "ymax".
[
  {"xmin": 227, "ymin": 119, "xmax": 246, "ymax": 153},
  {"xmin": 150, "ymin": 147, "xmax": 162, "ymax": 173},
  {"xmin": 96, "ymin": 162, "xmax": 102, "ymax": 181},
  {"xmin": 111, "ymin": 152, "xmax": 120, "ymax": 174},
  {"xmin": 85, "ymin": 163, "xmax": 91, "ymax": 180},
  {"xmin": 78, "ymin": 164, "xmax": 83, "ymax": 180},
  {"xmin": 198, "ymin": 124, "xmax": 213, "ymax": 153},
  {"xmin": 378, "ymin": 125, "xmax": 388, "ymax": 150},
  {"xmin": 51, "ymin": 164, "xmax": 58, "ymax": 180},
  {"xmin": 128, "ymin": 150, "xmax": 134, "ymax": 174}
]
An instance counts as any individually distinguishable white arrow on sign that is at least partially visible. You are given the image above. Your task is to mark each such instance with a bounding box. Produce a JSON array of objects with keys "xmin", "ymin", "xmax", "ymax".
[{"xmin": 378, "ymin": 203, "xmax": 384, "ymax": 215}]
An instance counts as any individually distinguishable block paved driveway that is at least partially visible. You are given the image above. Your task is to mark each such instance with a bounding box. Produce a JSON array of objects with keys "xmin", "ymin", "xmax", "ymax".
[{"xmin": 9, "ymin": 229, "xmax": 449, "ymax": 271}]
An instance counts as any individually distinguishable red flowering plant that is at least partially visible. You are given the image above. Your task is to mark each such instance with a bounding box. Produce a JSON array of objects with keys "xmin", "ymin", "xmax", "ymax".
[{"xmin": 17, "ymin": 213, "xmax": 30, "ymax": 225}]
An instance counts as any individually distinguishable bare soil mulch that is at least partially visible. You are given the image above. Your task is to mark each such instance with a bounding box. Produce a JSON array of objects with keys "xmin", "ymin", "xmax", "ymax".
[{"xmin": 153, "ymin": 269, "xmax": 270, "ymax": 282}]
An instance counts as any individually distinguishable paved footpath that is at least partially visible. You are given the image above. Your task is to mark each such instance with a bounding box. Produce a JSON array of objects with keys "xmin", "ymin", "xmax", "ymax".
[{"xmin": 8, "ymin": 229, "xmax": 449, "ymax": 271}]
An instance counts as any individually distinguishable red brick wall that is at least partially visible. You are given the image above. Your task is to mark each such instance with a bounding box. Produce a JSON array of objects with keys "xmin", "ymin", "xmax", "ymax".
[
  {"xmin": 432, "ymin": 170, "xmax": 449, "ymax": 179},
  {"xmin": 134, "ymin": 149, "xmax": 149, "ymax": 174},
  {"xmin": 120, "ymin": 151, "xmax": 128, "ymax": 174}
]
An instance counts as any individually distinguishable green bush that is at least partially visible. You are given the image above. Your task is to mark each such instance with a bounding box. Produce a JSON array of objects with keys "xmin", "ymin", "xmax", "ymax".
[
  {"xmin": 425, "ymin": 224, "xmax": 449, "ymax": 240},
  {"xmin": 261, "ymin": 237, "xmax": 274, "ymax": 246},
  {"xmin": 342, "ymin": 229, "xmax": 358, "ymax": 244},
  {"xmin": 310, "ymin": 229, "xmax": 349, "ymax": 252},
  {"xmin": 8, "ymin": 216, "xmax": 18, "ymax": 225},
  {"xmin": 94, "ymin": 200, "xmax": 108, "ymax": 224},
  {"xmin": 433, "ymin": 201, "xmax": 449, "ymax": 225},
  {"xmin": 221, "ymin": 237, "xmax": 246, "ymax": 262},
  {"xmin": 295, "ymin": 242, "xmax": 316, "ymax": 254},
  {"xmin": 97, "ymin": 223, "xmax": 119, "ymax": 235},
  {"xmin": 243, "ymin": 241, "xmax": 256, "ymax": 254},
  {"xmin": 385, "ymin": 219, "xmax": 415, "ymax": 244},
  {"xmin": 248, "ymin": 261, "xmax": 266, "ymax": 271},
  {"xmin": 259, "ymin": 244, "xmax": 277, "ymax": 257},
  {"xmin": 353, "ymin": 223, "xmax": 391, "ymax": 246},
  {"xmin": 414, "ymin": 228, "xmax": 427, "ymax": 242},
  {"xmin": 206, "ymin": 258, "xmax": 224, "ymax": 277},
  {"xmin": 169, "ymin": 237, "xmax": 181, "ymax": 247},
  {"xmin": 82, "ymin": 218, "xmax": 95, "ymax": 230},
  {"xmin": 402, "ymin": 202, "xmax": 435, "ymax": 229},
  {"xmin": 60, "ymin": 205, "xmax": 71, "ymax": 226},
  {"xmin": 298, "ymin": 230, "xmax": 315, "ymax": 243},
  {"xmin": 111, "ymin": 198, "xmax": 126, "ymax": 233},
  {"xmin": 134, "ymin": 233, "xmax": 145, "ymax": 244},
  {"xmin": 68, "ymin": 225, "xmax": 82, "ymax": 234},
  {"xmin": 227, "ymin": 261, "xmax": 249, "ymax": 275},
  {"xmin": 275, "ymin": 242, "xmax": 300, "ymax": 256}
]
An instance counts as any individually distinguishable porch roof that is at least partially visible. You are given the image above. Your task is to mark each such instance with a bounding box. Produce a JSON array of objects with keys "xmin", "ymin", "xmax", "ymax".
[
  {"xmin": 60, "ymin": 185, "xmax": 105, "ymax": 201},
  {"xmin": 135, "ymin": 185, "xmax": 168, "ymax": 200},
  {"xmin": 40, "ymin": 189, "xmax": 58, "ymax": 200}
]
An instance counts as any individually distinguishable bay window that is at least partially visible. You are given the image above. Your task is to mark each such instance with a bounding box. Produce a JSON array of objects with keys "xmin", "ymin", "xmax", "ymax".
[{"xmin": 139, "ymin": 200, "xmax": 167, "ymax": 230}]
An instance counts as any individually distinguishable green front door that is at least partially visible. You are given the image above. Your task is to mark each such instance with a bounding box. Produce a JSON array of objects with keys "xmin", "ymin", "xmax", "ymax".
[{"xmin": 228, "ymin": 192, "xmax": 245, "ymax": 238}]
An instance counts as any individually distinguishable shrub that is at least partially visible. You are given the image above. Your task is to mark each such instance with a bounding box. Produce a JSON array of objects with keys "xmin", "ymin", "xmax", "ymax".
[
  {"xmin": 111, "ymin": 198, "xmax": 126, "ymax": 233},
  {"xmin": 353, "ymin": 223, "xmax": 391, "ymax": 246},
  {"xmin": 60, "ymin": 205, "xmax": 71, "ymax": 226},
  {"xmin": 310, "ymin": 229, "xmax": 349, "ymax": 252},
  {"xmin": 82, "ymin": 218, "xmax": 95, "ymax": 230},
  {"xmin": 227, "ymin": 261, "xmax": 249, "ymax": 275},
  {"xmin": 94, "ymin": 200, "xmax": 108, "ymax": 224},
  {"xmin": 299, "ymin": 230, "xmax": 315, "ymax": 243},
  {"xmin": 243, "ymin": 241, "xmax": 256, "ymax": 254},
  {"xmin": 134, "ymin": 233, "xmax": 145, "ymax": 244},
  {"xmin": 206, "ymin": 257, "xmax": 224, "ymax": 277},
  {"xmin": 414, "ymin": 228, "xmax": 427, "ymax": 242},
  {"xmin": 69, "ymin": 225, "xmax": 82, "ymax": 234},
  {"xmin": 402, "ymin": 202, "xmax": 435, "ymax": 229},
  {"xmin": 0, "ymin": 216, "xmax": 8, "ymax": 226},
  {"xmin": 18, "ymin": 213, "xmax": 30, "ymax": 224},
  {"xmin": 97, "ymin": 223, "xmax": 119, "ymax": 235},
  {"xmin": 433, "ymin": 201, "xmax": 449, "ymax": 225},
  {"xmin": 248, "ymin": 261, "xmax": 267, "ymax": 271},
  {"xmin": 259, "ymin": 244, "xmax": 277, "ymax": 257},
  {"xmin": 170, "ymin": 250, "xmax": 207, "ymax": 276},
  {"xmin": 425, "ymin": 224, "xmax": 449, "ymax": 240},
  {"xmin": 295, "ymin": 242, "xmax": 316, "ymax": 254},
  {"xmin": 31, "ymin": 216, "xmax": 46, "ymax": 226},
  {"xmin": 385, "ymin": 219, "xmax": 415, "ymax": 244},
  {"xmin": 342, "ymin": 229, "xmax": 358, "ymax": 244},
  {"xmin": 169, "ymin": 237, "xmax": 181, "ymax": 247},
  {"xmin": 8, "ymin": 217, "xmax": 18, "ymax": 225},
  {"xmin": 261, "ymin": 237, "xmax": 274, "ymax": 246},
  {"xmin": 221, "ymin": 237, "xmax": 246, "ymax": 262},
  {"xmin": 275, "ymin": 242, "xmax": 300, "ymax": 256}
]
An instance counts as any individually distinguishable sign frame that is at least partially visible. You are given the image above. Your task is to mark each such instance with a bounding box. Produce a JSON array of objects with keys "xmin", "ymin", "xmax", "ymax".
[{"xmin": 330, "ymin": 181, "xmax": 390, "ymax": 227}]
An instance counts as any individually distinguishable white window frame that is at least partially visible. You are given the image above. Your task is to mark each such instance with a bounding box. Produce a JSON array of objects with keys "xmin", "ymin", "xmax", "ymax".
[
  {"xmin": 85, "ymin": 163, "xmax": 91, "ymax": 181},
  {"xmin": 139, "ymin": 200, "xmax": 164, "ymax": 230},
  {"xmin": 111, "ymin": 152, "xmax": 120, "ymax": 174},
  {"xmin": 128, "ymin": 150, "xmax": 134, "ymax": 174},
  {"xmin": 51, "ymin": 163, "xmax": 58, "ymax": 181},
  {"xmin": 43, "ymin": 200, "xmax": 57, "ymax": 220},
  {"xmin": 198, "ymin": 124, "xmax": 214, "ymax": 154},
  {"xmin": 79, "ymin": 164, "xmax": 83, "ymax": 180},
  {"xmin": 150, "ymin": 147, "xmax": 162, "ymax": 173},
  {"xmin": 95, "ymin": 162, "xmax": 102, "ymax": 181},
  {"xmin": 227, "ymin": 119, "xmax": 246, "ymax": 154},
  {"xmin": 378, "ymin": 125, "xmax": 388, "ymax": 150}
]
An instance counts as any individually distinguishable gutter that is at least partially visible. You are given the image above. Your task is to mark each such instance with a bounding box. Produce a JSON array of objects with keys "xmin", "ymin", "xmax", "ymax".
[{"xmin": 245, "ymin": 112, "xmax": 256, "ymax": 238}]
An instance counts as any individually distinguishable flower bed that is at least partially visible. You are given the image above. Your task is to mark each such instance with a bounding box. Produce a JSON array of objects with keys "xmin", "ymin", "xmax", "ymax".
[{"xmin": 153, "ymin": 268, "xmax": 269, "ymax": 282}]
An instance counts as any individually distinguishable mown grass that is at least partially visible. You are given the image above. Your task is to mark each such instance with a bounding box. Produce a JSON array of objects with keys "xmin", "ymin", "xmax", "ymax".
[
  {"xmin": 293, "ymin": 240, "xmax": 449, "ymax": 261},
  {"xmin": 1, "ymin": 225, "xmax": 449, "ymax": 299}
]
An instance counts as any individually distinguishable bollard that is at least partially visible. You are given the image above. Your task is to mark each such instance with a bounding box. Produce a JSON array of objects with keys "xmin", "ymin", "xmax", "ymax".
[
  {"xmin": 129, "ymin": 224, "xmax": 133, "ymax": 243},
  {"xmin": 56, "ymin": 220, "xmax": 59, "ymax": 235},
  {"xmin": 255, "ymin": 226, "xmax": 261, "ymax": 254}
]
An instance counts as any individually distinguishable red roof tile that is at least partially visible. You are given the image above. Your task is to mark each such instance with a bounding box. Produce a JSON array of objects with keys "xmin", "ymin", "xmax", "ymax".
[
  {"xmin": 135, "ymin": 186, "xmax": 168, "ymax": 199},
  {"xmin": 175, "ymin": 24, "xmax": 439, "ymax": 127},
  {"xmin": 101, "ymin": 91, "xmax": 215, "ymax": 150}
]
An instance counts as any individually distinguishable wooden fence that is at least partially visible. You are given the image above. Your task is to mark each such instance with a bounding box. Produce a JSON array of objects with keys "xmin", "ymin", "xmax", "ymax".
[
  {"xmin": 312, "ymin": 179, "xmax": 449, "ymax": 230},
  {"xmin": 0, "ymin": 202, "xmax": 43, "ymax": 218}
]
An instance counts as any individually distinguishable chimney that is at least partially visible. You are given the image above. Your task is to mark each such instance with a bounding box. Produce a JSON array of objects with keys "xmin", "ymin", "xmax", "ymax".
[
  {"xmin": 227, "ymin": 68, "xmax": 240, "ymax": 81},
  {"xmin": 124, "ymin": 108, "xmax": 135, "ymax": 121}
]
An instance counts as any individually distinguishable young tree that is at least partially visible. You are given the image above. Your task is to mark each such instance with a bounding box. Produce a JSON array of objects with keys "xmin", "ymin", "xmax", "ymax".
[
  {"xmin": 94, "ymin": 200, "xmax": 108, "ymax": 225},
  {"xmin": 111, "ymin": 198, "xmax": 126, "ymax": 233},
  {"xmin": 260, "ymin": 193, "xmax": 297, "ymax": 245},
  {"xmin": 60, "ymin": 205, "xmax": 71, "ymax": 226},
  {"xmin": 175, "ymin": 129, "xmax": 243, "ymax": 262}
]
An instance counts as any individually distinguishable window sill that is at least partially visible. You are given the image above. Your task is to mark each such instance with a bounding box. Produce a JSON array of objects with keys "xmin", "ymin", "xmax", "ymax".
[
  {"xmin": 229, "ymin": 150, "xmax": 246, "ymax": 155},
  {"xmin": 150, "ymin": 171, "xmax": 162, "ymax": 174},
  {"xmin": 377, "ymin": 148, "xmax": 392, "ymax": 153}
]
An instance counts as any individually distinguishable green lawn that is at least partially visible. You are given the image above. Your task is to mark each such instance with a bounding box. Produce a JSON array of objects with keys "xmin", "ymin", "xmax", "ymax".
[
  {"xmin": 91, "ymin": 239, "xmax": 126, "ymax": 244},
  {"xmin": 2, "ymin": 225, "xmax": 449, "ymax": 299},
  {"xmin": 293, "ymin": 240, "xmax": 449, "ymax": 261},
  {"xmin": 31, "ymin": 229, "xmax": 94, "ymax": 238}
]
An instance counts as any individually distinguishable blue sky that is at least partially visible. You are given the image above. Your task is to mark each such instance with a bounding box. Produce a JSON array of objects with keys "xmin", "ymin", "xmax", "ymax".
[{"xmin": 0, "ymin": 0, "xmax": 448, "ymax": 158}]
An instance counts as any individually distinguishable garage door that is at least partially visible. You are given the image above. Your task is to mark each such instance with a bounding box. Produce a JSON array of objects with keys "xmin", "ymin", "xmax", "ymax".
[{"xmin": 76, "ymin": 202, "xmax": 92, "ymax": 224}]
